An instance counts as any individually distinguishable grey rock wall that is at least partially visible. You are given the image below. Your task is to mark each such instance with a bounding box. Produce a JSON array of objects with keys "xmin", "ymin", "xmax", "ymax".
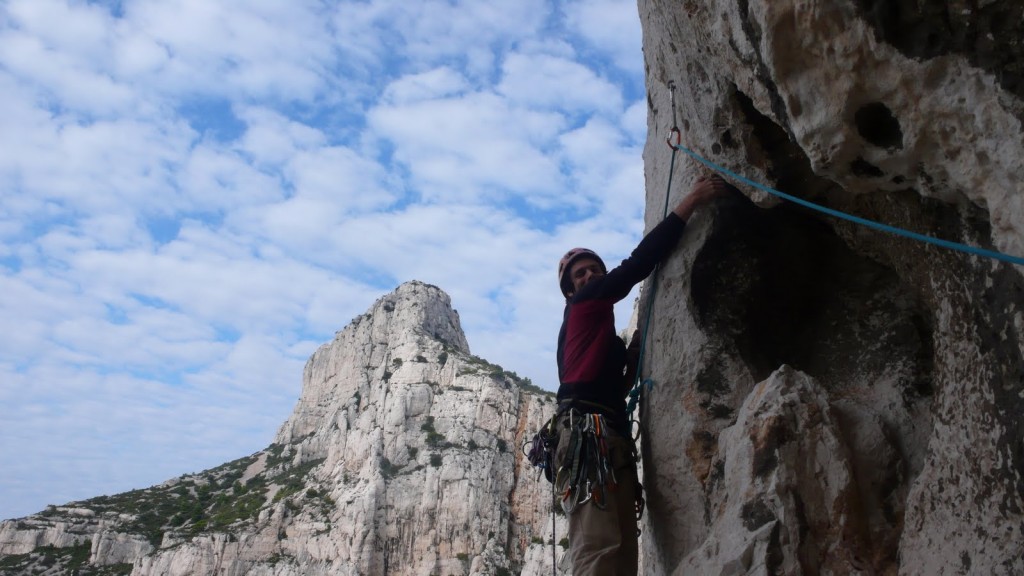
[{"xmin": 635, "ymin": 1, "xmax": 1023, "ymax": 574}]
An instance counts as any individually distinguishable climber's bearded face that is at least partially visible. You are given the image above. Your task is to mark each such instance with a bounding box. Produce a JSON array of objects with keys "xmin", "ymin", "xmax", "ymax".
[{"xmin": 568, "ymin": 257, "xmax": 604, "ymax": 295}]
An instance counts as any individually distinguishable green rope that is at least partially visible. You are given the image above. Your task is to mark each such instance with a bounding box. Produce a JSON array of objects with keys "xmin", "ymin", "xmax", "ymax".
[{"xmin": 625, "ymin": 130, "xmax": 679, "ymax": 418}]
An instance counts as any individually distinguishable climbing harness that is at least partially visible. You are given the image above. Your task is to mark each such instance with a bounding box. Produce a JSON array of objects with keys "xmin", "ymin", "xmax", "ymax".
[
  {"xmin": 525, "ymin": 410, "xmax": 621, "ymax": 574},
  {"xmin": 554, "ymin": 410, "xmax": 618, "ymax": 516}
]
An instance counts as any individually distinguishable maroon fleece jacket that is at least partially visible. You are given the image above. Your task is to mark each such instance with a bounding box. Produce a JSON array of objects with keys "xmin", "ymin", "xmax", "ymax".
[{"xmin": 556, "ymin": 213, "xmax": 687, "ymax": 431}]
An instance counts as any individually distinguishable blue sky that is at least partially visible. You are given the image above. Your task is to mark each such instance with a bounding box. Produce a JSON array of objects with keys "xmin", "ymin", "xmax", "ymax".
[{"xmin": 0, "ymin": 0, "xmax": 649, "ymax": 520}]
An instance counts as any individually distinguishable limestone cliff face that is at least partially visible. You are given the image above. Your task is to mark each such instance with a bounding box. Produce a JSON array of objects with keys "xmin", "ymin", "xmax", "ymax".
[
  {"xmin": 0, "ymin": 281, "xmax": 566, "ymax": 575},
  {"xmin": 635, "ymin": 1, "xmax": 1024, "ymax": 574}
]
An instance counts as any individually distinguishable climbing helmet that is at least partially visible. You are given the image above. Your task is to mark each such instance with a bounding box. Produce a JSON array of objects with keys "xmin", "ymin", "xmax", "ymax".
[{"xmin": 558, "ymin": 247, "xmax": 606, "ymax": 297}]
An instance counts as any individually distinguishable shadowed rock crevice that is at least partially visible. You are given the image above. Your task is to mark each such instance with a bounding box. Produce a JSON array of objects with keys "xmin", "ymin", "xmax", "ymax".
[
  {"xmin": 691, "ymin": 90, "xmax": 935, "ymax": 394},
  {"xmin": 855, "ymin": 102, "xmax": 904, "ymax": 150},
  {"xmin": 734, "ymin": 0, "xmax": 793, "ymax": 132},
  {"xmin": 687, "ymin": 92, "xmax": 944, "ymax": 571},
  {"xmin": 853, "ymin": 0, "xmax": 1024, "ymax": 101},
  {"xmin": 689, "ymin": 192, "xmax": 926, "ymax": 570},
  {"xmin": 731, "ymin": 89, "xmax": 839, "ymax": 201},
  {"xmin": 691, "ymin": 190, "xmax": 934, "ymax": 397}
]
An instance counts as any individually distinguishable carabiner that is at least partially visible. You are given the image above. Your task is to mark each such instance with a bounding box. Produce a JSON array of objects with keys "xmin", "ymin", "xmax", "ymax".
[
  {"xmin": 578, "ymin": 480, "xmax": 593, "ymax": 506},
  {"xmin": 666, "ymin": 126, "xmax": 682, "ymax": 150},
  {"xmin": 665, "ymin": 80, "xmax": 681, "ymax": 150}
]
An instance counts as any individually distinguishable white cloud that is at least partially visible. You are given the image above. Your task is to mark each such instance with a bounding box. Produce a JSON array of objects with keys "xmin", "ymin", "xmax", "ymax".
[
  {"xmin": 382, "ymin": 67, "xmax": 471, "ymax": 105},
  {"xmin": 112, "ymin": 24, "xmax": 172, "ymax": 77},
  {"xmin": 235, "ymin": 107, "xmax": 328, "ymax": 166},
  {"xmin": 368, "ymin": 90, "xmax": 569, "ymax": 203},
  {"xmin": 0, "ymin": 0, "xmax": 647, "ymax": 521},
  {"xmin": 124, "ymin": 0, "xmax": 334, "ymax": 100},
  {"xmin": 177, "ymin": 143, "xmax": 283, "ymax": 213},
  {"xmin": 622, "ymin": 98, "xmax": 648, "ymax": 142},
  {"xmin": 0, "ymin": 102, "xmax": 195, "ymax": 224},
  {"xmin": 332, "ymin": 0, "xmax": 550, "ymax": 76},
  {"xmin": 559, "ymin": 116, "xmax": 645, "ymax": 223},
  {"xmin": 5, "ymin": 0, "xmax": 113, "ymax": 62},
  {"xmin": 287, "ymin": 146, "xmax": 399, "ymax": 212},
  {"xmin": 498, "ymin": 52, "xmax": 623, "ymax": 115},
  {"xmin": 0, "ymin": 1, "xmax": 138, "ymax": 114},
  {"xmin": 564, "ymin": 0, "xmax": 643, "ymax": 74}
]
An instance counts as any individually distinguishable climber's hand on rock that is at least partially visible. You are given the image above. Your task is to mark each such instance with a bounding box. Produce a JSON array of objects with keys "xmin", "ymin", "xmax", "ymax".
[{"xmin": 673, "ymin": 174, "xmax": 729, "ymax": 220}]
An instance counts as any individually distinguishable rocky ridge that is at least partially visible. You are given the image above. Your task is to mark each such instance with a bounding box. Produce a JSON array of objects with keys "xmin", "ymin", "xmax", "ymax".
[{"xmin": 0, "ymin": 281, "xmax": 567, "ymax": 576}]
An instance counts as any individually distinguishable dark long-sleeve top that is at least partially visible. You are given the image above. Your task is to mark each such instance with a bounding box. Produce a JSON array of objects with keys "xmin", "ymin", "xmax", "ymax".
[{"xmin": 556, "ymin": 213, "xmax": 688, "ymax": 432}]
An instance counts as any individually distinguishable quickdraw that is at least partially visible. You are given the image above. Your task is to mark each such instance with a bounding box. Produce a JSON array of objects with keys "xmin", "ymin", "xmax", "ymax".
[
  {"xmin": 524, "ymin": 414, "xmax": 558, "ymax": 482},
  {"xmin": 554, "ymin": 411, "xmax": 618, "ymax": 516}
]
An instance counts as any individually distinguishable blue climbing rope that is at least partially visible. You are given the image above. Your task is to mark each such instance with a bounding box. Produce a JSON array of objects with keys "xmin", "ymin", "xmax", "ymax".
[
  {"xmin": 626, "ymin": 86, "xmax": 1023, "ymax": 420},
  {"xmin": 673, "ymin": 144, "xmax": 1024, "ymax": 267}
]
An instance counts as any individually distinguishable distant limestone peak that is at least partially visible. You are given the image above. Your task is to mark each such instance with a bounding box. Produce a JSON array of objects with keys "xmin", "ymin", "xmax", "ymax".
[
  {"xmin": 275, "ymin": 280, "xmax": 470, "ymax": 444},
  {"xmin": 366, "ymin": 280, "xmax": 470, "ymax": 355},
  {"xmin": 0, "ymin": 280, "xmax": 561, "ymax": 575}
]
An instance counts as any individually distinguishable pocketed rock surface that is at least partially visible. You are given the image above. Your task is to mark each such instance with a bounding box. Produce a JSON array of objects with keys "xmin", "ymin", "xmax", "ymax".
[{"xmin": 636, "ymin": 1, "xmax": 1024, "ymax": 574}]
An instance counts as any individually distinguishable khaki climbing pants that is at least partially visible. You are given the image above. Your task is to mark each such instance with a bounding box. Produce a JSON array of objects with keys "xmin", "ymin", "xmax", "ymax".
[{"xmin": 554, "ymin": 413, "xmax": 639, "ymax": 576}]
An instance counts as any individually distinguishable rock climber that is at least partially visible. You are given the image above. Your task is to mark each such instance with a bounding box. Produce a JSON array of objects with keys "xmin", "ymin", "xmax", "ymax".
[{"xmin": 553, "ymin": 174, "xmax": 729, "ymax": 575}]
